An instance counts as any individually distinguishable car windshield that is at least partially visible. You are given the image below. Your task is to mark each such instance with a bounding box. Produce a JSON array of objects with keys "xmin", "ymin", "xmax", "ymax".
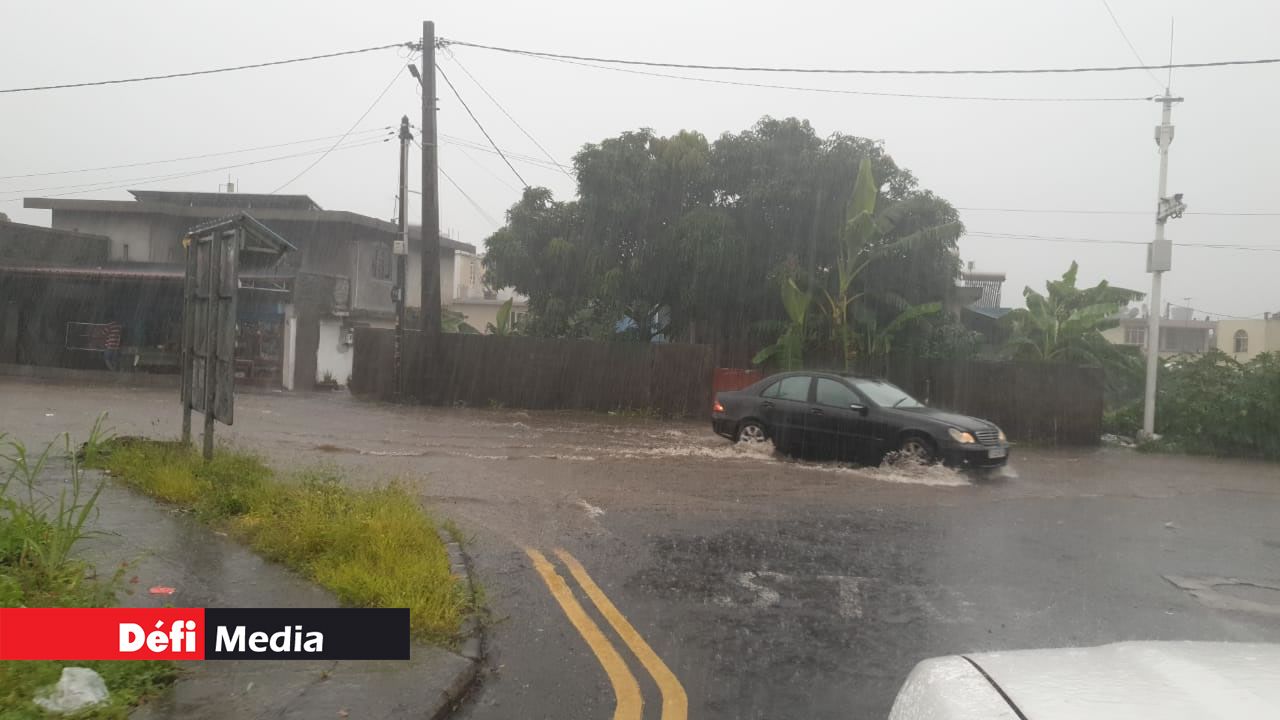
[{"xmin": 848, "ymin": 378, "xmax": 923, "ymax": 408}]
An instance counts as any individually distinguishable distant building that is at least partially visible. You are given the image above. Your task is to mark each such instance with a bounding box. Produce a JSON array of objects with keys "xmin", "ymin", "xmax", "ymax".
[
  {"xmin": 2, "ymin": 190, "xmax": 473, "ymax": 389},
  {"xmin": 1214, "ymin": 312, "xmax": 1280, "ymax": 361},
  {"xmin": 1101, "ymin": 304, "xmax": 1217, "ymax": 358},
  {"xmin": 449, "ymin": 249, "xmax": 528, "ymax": 334}
]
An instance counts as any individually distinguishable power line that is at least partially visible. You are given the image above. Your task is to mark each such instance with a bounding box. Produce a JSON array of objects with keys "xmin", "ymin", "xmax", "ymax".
[
  {"xmin": 1184, "ymin": 306, "xmax": 1269, "ymax": 320},
  {"xmin": 958, "ymin": 206, "xmax": 1280, "ymax": 217},
  {"xmin": 271, "ymin": 63, "xmax": 405, "ymax": 193},
  {"xmin": 439, "ymin": 134, "xmax": 565, "ymax": 170},
  {"xmin": 411, "ymin": 137, "xmax": 502, "ymax": 227},
  {"xmin": 444, "ymin": 52, "xmax": 574, "ymax": 174},
  {"xmin": 966, "ymin": 230, "xmax": 1280, "ymax": 252},
  {"xmin": 413, "ymin": 124, "xmax": 567, "ymax": 171},
  {"xmin": 441, "ymin": 168, "xmax": 500, "ymax": 227},
  {"xmin": 0, "ymin": 42, "xmax": 411, "ymax": 94},
  {"xmin": 0, "ymin": 127, "xmax": 392, "ymax": 181},
  {"xmin": 447, "ymin": 144, "xmax": 520, "ymax": 191},
  {"xmin": 0, "ymin": 138, "xmax": 389, "ymax": 204},
  {"xmin": 1099, "ymin": 0, "xmax": 1163, "ymax": 87},
  {"xmin": 435, "ymin": 63, "xmax": 529, "ymax": 188},
  {"xmin": 443, "ymin": 37, "xmax": 1280, "ymax": 77},
  {"xmin": 501, "ymin": 49, "xmax": 1148, "ymax": 103},
  {"xmin": 2, "ymin": 137, "xmax": 388, "ymax": 197},
  {"xmin": 967, "ymin": 231, "xmax": 1144, "ymax": 246}
]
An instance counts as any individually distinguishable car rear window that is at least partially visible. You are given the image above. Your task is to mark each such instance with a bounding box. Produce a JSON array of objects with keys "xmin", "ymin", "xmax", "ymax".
[{"xmin": 763, "ymin": 376, "xmax": 811, "ymax": 401}]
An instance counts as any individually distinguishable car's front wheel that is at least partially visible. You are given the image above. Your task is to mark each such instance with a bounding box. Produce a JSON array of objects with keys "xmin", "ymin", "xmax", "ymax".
[
  {"xmin": 736, "ymin": 420, "xmax": 769, "ymax": 445},
  {"xmin": 898, "ymin": 434, "xmax": 936, "ymax": 464}
]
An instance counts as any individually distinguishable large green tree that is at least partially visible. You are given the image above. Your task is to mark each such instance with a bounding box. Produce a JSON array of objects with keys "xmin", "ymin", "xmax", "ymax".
[
  {"xmin": 573, "ymin": 129, "xmax": 716, "ymax": 341},
  {"xmin": 482, "ymin": 188, "xmax": 604, "ymax": 338},
  {"xmin": 485, "ymin": 117, "xmax": 964, "ymax": 355}
]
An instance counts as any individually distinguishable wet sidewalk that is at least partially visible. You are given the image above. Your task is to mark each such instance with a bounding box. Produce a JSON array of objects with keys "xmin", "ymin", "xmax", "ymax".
[{"xmin": 60, "ymin": 470, "xmax": 474, "ymax": 720}]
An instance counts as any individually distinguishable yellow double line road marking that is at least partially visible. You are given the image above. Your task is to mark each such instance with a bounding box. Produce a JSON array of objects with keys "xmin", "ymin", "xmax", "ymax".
[{"xmin": 526, "ymin": 547, "xmax": 688, "ymax": 720}]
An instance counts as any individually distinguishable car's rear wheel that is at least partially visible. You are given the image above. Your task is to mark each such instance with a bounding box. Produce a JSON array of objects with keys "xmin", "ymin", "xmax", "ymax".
[
  {"xmin": 898, "ymin": 434, "xmax": 936, "ymax": 464},
  {"xmin": 736, "ymin": 420, "xmax": 769, "ymax": 445}
]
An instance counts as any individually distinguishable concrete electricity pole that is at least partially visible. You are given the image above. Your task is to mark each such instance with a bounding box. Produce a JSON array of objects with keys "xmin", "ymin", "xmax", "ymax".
[
  {"xmin": 394, "ymin": 115, "xmax": 412, "ymax": 398},
  {"xmin": 419, "ymin": 22, "xmax": 442, "ymax": 348},
  {"xmin": 1142, "ymin": 91, "xmax": 1186, "ymax": 437}
]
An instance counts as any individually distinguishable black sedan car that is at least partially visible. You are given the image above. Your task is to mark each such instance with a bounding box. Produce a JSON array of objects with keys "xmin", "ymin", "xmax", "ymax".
[{"xmin": 711, "ymin": 371, "xmax": 1009, "ymax": 467}]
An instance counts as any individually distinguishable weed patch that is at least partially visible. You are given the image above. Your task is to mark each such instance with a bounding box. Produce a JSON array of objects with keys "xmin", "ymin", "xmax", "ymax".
[
  {"xmin": 1, "ymin": 418, "xmax": 175, "ymax": 718},
  {"xmin": 90, "ymin": 441, "xmax": 465, "ymax": 643}
]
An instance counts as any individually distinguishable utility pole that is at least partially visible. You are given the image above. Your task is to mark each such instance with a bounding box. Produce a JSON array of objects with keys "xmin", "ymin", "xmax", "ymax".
[
  {"xmin": 419, "ymin": 21, "xmax": 443, "ymax": 397},
  {"xmin": 394, "ymin": 115, "xmax": 412, "ymax": 398},
  {"xmin": 1142, "ymin": 90, "xmax": 1186, "ymax": 438}
]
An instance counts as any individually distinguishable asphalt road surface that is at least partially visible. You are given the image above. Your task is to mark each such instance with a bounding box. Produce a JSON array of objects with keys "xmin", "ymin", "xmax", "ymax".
[{"xmin": 5, "ymin": 377, "xmax": 1280, "ymax": 720}]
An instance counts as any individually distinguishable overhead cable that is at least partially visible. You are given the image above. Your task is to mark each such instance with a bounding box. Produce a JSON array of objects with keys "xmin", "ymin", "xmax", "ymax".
[
  {"xmin": 443, "ymin": 37, "xmax": 1280, "ymax": 77},
  {"xmin": 411, "ymin": 137, "xmax": 503, "ymax": 226},
  {"xmin": 0, "ymin": 127, "xmax": 392, "ymax": 180},
  {"xmin": 435, "ymin": 63, "xmax": 529, "ymax": 188},
  {"xmin": 1, "ymin": 42, "xmax": 411, "ymax": 94},
  {"xmin": 966, "ymin": 230, "xmax": 1280, "ymax": 252},
  {"xmin": 271, "ymin": 64, "xmax": 405, "ymax": 193},
  {"xmin": 0, "ymin": 138, "xmax": 388, "ymax": 203},
  {"xmin": 959, "ymin": 207, "xmax": 1280, "ymax": 217},
  {"xmin": 1099, "ymin": 0, "xmax": 1164, "ymax": 87},
  {"xmin": 496, "ymin": 50, "xmax": 1149, "ymax": 103},
  {"xmin": 444, "ymin": 52, "xmax": 574, "ymax": 174}
]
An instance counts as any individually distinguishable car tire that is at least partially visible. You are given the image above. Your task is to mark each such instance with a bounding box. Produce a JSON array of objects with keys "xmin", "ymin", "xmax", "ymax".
[
  {"xmin": 736, "ymin": 420, "xmax": 769, "ymax": 445},
  {"xmin": 898, "ymin": 433, "xmax": 937, "ymax": 464}
]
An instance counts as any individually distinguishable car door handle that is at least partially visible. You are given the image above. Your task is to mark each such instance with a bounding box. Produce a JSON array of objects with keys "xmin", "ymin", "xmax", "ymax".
[
  {"xmin": 810, "ymin": 408, "xmax": 824, "ymax": 415},
  {"xmin": 761, "ymin": 401, "xmax": 774, "ymax": 409}
]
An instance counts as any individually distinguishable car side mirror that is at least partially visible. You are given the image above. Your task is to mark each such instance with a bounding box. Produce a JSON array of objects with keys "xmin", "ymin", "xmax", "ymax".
[{"xmin": 850, "ymin": 403, "xmax": 868, "ymax": 416}]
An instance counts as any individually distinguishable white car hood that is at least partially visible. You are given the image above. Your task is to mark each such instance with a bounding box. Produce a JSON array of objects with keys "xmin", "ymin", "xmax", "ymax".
[{"xmin": 890, "ymin": 641, "xmax": 1280, "ymax": 720}]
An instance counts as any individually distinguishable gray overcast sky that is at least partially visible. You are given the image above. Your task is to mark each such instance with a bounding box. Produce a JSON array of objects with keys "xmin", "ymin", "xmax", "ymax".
[{"xmin": 3, "ymin": 1, "xmax": 1278, "ymax": 317}]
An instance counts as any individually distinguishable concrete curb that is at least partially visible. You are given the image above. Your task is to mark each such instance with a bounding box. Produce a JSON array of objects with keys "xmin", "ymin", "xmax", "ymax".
[{"xmin": 431, "ymin": 527, "xmax": 486, "ymax": 720}]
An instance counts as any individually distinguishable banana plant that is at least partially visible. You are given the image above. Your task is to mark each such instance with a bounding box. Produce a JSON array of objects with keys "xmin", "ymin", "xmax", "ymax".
[
  {"xmin": 486, "ymin": 298, "xmax": 515, "ymax": 336},
  {"xmin": 821, "ymin": 158, "xmax": 960, "ymax": 370},
  {"xmin": 1005, "ymin": 262, "xmax": 1143, "ymax": 363},
  {"xmin": 856, "ymin": 301, "xmax": 942, "ymax": 373},
  {"xmin": 752, "ymin": 277, "xmax": 810, "ymax": 371},
  {"xmin": 442, "ymin": 308, "xmax": 479, "ymax": 334},
  {"xmin": 821, "ymin": 157, "xmax": 877, "ymax": 371}
]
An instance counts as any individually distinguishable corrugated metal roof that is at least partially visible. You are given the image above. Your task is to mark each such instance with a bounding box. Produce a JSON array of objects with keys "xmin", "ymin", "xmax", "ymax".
[
  {"xmin": 0, "ymin": 263, "xmax": 295, "ymax": 284},
  {"xmin": 129, "ymin": 190, "xmax": 320, "ymax": 211},
  {"xmin": 966, "ymin": 306, "xmax": 1014, "ymax": 320},
  {"xmin": 185, "ymin": 213, "xmax": 297, "ymax": 255},
  {"xmin": 23, "ymin": 197, "xmax": 474, "ymax": 254},
  {"xmin": 0, "ymin": 264, "xmax": 184, "ymax": 281}
]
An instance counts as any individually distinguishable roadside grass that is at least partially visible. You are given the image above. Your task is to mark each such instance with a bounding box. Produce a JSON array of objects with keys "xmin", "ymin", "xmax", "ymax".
[
  {"xmin": 0, "ymin": 661, "xmax": 177, "ymax": 720},
  {"xmin": 1, "ymin": 421, "xmax": 177, "ymax": 719},
  {"xmin": 89, "ymin": 440, "xmax": 465, "ymax": 644}
]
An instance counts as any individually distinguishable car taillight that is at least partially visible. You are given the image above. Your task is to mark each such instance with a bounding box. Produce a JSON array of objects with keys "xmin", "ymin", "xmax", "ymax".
[{"xmin": 713, "ymin": 400, "xmax": 725, "ymax": 413}]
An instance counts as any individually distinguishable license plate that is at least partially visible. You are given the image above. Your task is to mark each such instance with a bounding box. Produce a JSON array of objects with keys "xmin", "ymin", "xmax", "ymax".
[{"xmin": 987, "ymin": 447, "xmax": 1006, "ymax": 459}]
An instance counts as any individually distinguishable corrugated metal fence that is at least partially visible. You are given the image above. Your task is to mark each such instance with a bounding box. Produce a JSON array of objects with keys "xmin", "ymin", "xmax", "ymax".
[
  {"xmin": 351, "ymin": 328, "xmax": 715, "ymax": 417},
  {"xmin": 351, "ymin": 329, "xmax": 1102, "ymax": 444},
  {"xmin": 875, "ymin": 357, "xmax": 1104, "ymax": 445}
]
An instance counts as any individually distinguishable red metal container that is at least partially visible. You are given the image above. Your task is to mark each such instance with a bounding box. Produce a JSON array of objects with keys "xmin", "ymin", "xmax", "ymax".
[{"xmin": 712, "ymin": 368, "xmax": 763, "ymax": 397}]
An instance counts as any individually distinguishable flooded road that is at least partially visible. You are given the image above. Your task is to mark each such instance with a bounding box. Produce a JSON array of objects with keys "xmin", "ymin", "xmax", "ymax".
[{"xmin": 5, "ymin": 377, "xmax": 1280, "ymax": 719}]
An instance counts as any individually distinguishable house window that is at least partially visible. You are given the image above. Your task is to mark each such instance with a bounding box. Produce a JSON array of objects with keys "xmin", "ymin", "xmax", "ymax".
[
  {"xmin": 1234, "ymin": 329, "xmax": 1249, "ymax": 353},
  {"xmin": 372, "ymin": 243, "xmax": 392, "ymax": 281},
  {"xmin": 511, "ymin": 310, "xmax": 527, "ymax": 328},
  {"xmin": 1124, "ymin": 326, "xmax": 1146, "ymax": 346}
]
